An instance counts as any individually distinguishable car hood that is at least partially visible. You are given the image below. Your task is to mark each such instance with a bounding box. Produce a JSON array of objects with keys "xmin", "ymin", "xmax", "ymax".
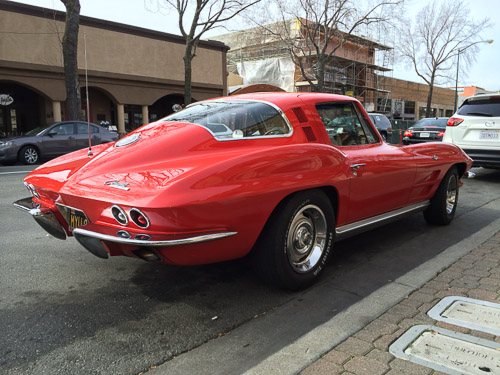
[
  {"xmin": 25, "ymin": 121, "xmax": 255, "ymax": 206},
  {"xmin": 1, "ymin": 135, "xmax": 38, "ymax": 143}
]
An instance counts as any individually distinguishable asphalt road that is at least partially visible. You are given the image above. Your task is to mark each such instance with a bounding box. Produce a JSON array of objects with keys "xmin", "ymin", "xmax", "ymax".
[{"xmin": 1, "ymin": 165, "xmax": 500, "ymax": 375}]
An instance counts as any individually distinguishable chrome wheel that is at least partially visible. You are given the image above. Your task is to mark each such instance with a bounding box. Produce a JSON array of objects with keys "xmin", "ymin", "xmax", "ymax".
[
  {"xmin": 286, "ymin": 204, "xmax": 327, "ymax": 273},
  {"xmin": 446, "ymin": 174, "xmax": 458, "ymax": 214}
]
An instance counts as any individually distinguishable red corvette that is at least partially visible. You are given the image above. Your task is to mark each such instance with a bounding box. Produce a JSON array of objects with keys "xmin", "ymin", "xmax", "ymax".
[{"xmin": 14, "ymin": 93, "xmax": 473, "ymax": 289}]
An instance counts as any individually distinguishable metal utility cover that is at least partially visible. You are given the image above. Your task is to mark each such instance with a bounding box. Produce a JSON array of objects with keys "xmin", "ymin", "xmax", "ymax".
[
  {"xmin": 389, "ymin": 325, "xmax": 500, "ymax": 375},
  {"xmin": 428, "ymin": 296, "xmax": 500, "ymax": 336}
]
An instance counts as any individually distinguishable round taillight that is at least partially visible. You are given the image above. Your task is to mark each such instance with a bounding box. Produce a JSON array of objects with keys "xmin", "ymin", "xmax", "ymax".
[
  {"xmin": 111, "ymin": 205, "xmax": 128, "ymax": 225},
  {"xmin": 130, "ymin": 208, "xmax": 150, "ymax": 228}
]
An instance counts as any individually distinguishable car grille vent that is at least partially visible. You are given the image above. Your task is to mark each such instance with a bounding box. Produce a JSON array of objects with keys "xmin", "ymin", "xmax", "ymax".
[
  {"xmin": 302, "ymin": 126, "xmax": 317, "ymax": 142},
  {"xmin": 292, "ymin": 107, "xmax": 308, "ymax": 123}
]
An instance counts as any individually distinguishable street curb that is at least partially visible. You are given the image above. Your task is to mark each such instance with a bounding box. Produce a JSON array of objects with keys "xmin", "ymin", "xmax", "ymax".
[{"xmin": 242, "ymin": 198, "xmax": 500, "ymax": 375}]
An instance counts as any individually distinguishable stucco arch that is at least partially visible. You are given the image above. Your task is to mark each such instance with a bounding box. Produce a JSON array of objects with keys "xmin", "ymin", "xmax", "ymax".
[{"xmin": 0, "ymin": 78, "xmax": 58, "ymax": 101}]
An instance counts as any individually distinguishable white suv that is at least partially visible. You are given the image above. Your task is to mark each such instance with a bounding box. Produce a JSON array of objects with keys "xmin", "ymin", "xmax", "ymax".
[{"xmin": 443, "ymin": 93, "xmax": 500, "ymax": 168}]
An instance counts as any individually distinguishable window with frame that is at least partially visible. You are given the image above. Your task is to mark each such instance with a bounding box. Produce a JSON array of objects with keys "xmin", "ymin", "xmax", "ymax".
[
  {"xmin": 316, "ymin": 102, "xmax": 378, "ymax": 146},
  {"xmin": 162, "ymin": 100, "xmax": 291, "ymax": 140},
  {"xmin": 377, "ymin": 97, "xmax": 391, "ymax": 113},
  {"xmin": 77, "ymin": 123, "xmax": 99, "ymax": 134},
  {"xmin": 405, "ymin": 101, "xmax": 415, "ymax": 114},
  {"xmin": 50, "ymin": 123, "xmax": 74, "ymax": 135}
]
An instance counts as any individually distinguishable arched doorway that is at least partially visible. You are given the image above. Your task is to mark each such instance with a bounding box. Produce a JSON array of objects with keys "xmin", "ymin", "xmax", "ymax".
[
  {"xmin": 0, "ymin": 81, "xmax": 45, "ymax": 137},
  {"xmin": 80, "ymin": 87, "xmax": 117, "ymax": 127},
  {"xmin": 149, "ymin": 94, "xmax": 185, "ymax": 122}
]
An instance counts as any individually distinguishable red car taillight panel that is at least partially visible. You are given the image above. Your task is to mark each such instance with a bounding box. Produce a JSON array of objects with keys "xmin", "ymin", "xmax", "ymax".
[
  {"xmin": 438, "ymin": 131, "xmax": 445, "ymax": 137},
  {"xmin": 404, "ymin": 130, "xmax": 413, "ymax": 137},
  {"xmin": 447, "ymin": 118, "xmax": 464, "ymax": 127}
]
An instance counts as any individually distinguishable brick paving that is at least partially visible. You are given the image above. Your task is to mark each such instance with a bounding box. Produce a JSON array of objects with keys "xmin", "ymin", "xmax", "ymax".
[{"xmin": 300, "ymin": 230, "xmax": 500, "ymax": 375}]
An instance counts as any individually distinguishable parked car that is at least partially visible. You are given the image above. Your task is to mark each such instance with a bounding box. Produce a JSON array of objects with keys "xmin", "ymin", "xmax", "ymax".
[
  {"xmin": 0, "ymin": 121, "xmax": 118, "ymax": 165},
  {"xmin": 444, "ymin": 93, "xmax": 500, "ymax": 168},
  {"xmin": 14, "ymin": 93, "xmax": 472, "ymax": 290},
  {"xmin": 368, "ymin": 113, "xmax": 392, "ymax": 141},
  {"xmin": 403, "ymin": 117, "xmax": 448, "ymax": 145}
]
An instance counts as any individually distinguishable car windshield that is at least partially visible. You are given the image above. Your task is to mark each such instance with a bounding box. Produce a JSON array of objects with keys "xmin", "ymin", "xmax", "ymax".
[
  {"xmin": 457, "ymin": 97, "xmax": 500, "ymax": 117},
  {"xmin": 24, "ymin": 125, "xmax": 49, "ymax": 136},
  {"xmin": 162, "ymin": 100, "xmax": 291, "ymax": 140}
]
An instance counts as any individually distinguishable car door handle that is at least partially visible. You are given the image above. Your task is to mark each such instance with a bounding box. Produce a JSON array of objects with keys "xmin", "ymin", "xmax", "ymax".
[{"xmin": 350, "ymin": 163, "xmax": 366, "ymax": 177}]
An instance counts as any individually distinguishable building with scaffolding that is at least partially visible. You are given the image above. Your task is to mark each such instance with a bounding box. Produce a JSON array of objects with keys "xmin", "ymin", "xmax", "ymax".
[{"xmin": 212, "ymin": 19, "xmax": 394, "ymax": 112}]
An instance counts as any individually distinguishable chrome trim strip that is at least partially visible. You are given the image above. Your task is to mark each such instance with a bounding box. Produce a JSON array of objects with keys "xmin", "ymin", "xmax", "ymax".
[
  {"xmin": 72, "ymin": 228, "xmax": 238, "ymax": 247},
  {"xmin": 336, "ymin": 201, "xmax": 430, "ymax": 237}
]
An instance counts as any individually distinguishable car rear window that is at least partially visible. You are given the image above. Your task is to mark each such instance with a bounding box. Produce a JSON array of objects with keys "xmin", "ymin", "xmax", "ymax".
[
  {"xmin": 370, "ymin": 114, "xmax": 391, "ymax": 127},
  {"xmin": 457, "ymin": 97, "xmax": 500, "ymax": 117},
  {"xmin": 413, "ymin": 118, "xmax": 448, "ymax": 128},
  {"xmin": 162, "ymin": 100, "xmax": 291, "ymax": 140}
]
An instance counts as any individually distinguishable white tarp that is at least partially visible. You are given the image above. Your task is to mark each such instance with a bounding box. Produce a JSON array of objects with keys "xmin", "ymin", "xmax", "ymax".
[{"xmin": 237, "ymin": 57, "xmax": 296, "ymax": 92}]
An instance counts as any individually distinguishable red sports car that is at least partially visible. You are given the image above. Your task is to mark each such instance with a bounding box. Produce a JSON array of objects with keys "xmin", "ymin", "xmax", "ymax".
[{"xmin": 14, "ymin": 93, "xmax": 473, "ymax": 290}]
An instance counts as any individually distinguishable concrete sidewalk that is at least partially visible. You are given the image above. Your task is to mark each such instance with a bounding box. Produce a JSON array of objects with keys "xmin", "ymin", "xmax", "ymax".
[{"xmin": 243, "ymin": 210, "xmax": 500, "ymax": 375}]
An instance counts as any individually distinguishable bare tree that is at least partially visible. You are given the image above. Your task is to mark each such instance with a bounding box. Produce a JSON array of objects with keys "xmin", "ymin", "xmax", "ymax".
[
  {"xmin": 399, "ymin": 0, "xmax": 491, "ymax": 118},
  {"xmin": 147, "ymin": 0, "xmax": 260, "ymax": 105},
  {"xmin": 61, "ymin": 0, "xmax": 82, "ymax": 120},
  {"xmin": 258, "ymin": 0, "xmax": 403, "ymax": 93}
]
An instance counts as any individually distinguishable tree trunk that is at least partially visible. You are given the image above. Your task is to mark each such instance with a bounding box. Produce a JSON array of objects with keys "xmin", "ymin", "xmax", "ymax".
[
  {"xmin": 61, "ymin": 0, "xmax": 82, "ymax": 121},
  {"xmin": 425, "ymin": 75, "xmax": 435, "ymax": 118},
  {"xmin": 183, "ymin": 41, "xmax": 194, "ymax": 106}
]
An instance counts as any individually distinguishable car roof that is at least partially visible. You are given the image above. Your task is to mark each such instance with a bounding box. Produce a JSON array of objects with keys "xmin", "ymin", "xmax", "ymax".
[
  {"xmin": 465, "ymin": 93, "xmax": 500, "ymax": 102},
  {"xmin": 211, "ymin": 92, "xmax": 360, "ymax": 108}
]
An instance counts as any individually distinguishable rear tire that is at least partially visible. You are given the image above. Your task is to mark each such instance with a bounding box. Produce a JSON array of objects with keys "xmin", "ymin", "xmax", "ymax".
[
  {"xmin": 253, "ymin": 190, "xmax": 335, "ymax": 290},
  {"xmin": 423, "ymin": 166, "xmax": 459, "ymax": 225}
]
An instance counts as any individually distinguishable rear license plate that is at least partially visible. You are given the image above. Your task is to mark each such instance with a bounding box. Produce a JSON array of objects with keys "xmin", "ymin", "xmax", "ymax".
[
  {"xmin": 69, "ymin": 209, "xmax": 89, "ymax": 229},
  {"xmin": 56, "ymin": 204, "xmax": 89, "ymax": 229},
  {"xmin": 480, "ymin": 130, "xmax": 499, "ymax": 139},
  {"xmin": 419, "ymin": 132, "xmax": 430, "ymax": 138}
]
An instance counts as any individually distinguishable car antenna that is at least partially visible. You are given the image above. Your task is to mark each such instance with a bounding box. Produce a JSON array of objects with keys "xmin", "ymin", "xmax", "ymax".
[{"xmin": 84, "ymin": 32, "xmax": 92, "ymax": 157}]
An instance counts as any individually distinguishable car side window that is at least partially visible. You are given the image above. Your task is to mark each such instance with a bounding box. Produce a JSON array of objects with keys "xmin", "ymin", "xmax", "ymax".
[
  {"xmin": 51, "ymin": 123, "xmax": 75, "ymax": 135},
  {"xmin": 77, "ymin": 123, "xmax": 99, "ymax": 134},
  {"xmin": 316, "ymin": 102, "xmax": 378, "ymax": 146}
]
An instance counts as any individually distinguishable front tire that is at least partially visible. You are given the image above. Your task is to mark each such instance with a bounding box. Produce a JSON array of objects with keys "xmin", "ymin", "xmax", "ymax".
[
  {"xmin": 253, "ymin": 190, "xmax": 335, "ymax": 290},
  {"xmin": 423, "ymin": 166, "xmax": 459, "ymax": 225},
  {"xmin": 19, "ymin": 145, "xmax": 39, "ymax": 165}
]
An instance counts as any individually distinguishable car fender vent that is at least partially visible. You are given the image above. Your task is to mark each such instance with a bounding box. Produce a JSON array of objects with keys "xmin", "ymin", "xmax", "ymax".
[
  {"xmin": 292, "ymin": 107, "xmax": 308, "ymax": 123},
  {"xmin": 302, "ymin": 126, "xmax": 317, "ymax": 142}
]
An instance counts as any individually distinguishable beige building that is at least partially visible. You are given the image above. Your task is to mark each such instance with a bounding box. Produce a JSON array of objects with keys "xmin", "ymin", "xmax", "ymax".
[
  {"xmin": 376, "ymin": 77, "xmax": 455, "ymax": 121},
  {"xmin": 0, "ymin": 0, "xmax": 228, "ymax": 136}
]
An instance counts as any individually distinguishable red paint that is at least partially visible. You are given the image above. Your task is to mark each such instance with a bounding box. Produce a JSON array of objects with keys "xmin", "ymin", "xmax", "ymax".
[{"xmin": 23, "ymin": 93, "xmax": 473, "ymax": 265}]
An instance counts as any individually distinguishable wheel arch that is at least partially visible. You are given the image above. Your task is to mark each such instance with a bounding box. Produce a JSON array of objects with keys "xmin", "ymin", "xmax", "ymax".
[
  {"xmin": 17, "ymin": 143, "xmax": 40, "ymax": 160},
  {"xmin": 262, "ymin": 185, "xmax": 339, "ymax": 232},
  {"xmin": 454, "ymin": 162, "xmax": 468, "ymax": 178}
]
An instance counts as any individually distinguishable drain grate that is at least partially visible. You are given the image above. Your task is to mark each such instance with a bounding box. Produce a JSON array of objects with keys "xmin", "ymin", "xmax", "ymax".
[
  {"xmin": 389, "ymin": 325, "xmax": 500, "ymax": 375},
  {"xmin": 428, "ymin": 296, "xmax": 500, "ymax": 336}
]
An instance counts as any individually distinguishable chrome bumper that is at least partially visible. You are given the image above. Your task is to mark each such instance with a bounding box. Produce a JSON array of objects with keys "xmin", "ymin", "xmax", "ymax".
[
  {"xmin": 13, "ymin": 197, "xmax": 67, "ymax": 240},
  {"xmin": 72, "ymin": 228, "xmax": 238, "ymax": 247}
]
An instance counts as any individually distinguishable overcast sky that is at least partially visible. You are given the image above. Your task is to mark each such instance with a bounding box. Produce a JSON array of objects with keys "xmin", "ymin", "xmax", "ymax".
[{"xmin": 7, "ymin": 0, "xmax": 500, "ymax": 91}]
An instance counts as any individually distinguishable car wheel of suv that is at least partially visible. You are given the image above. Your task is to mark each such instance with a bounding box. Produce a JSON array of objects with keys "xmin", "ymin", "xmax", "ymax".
[
  {"xmin": 253, "ymin": 189, "xmax": 335, "ymax": 290},
  {"xmin": 423, "ymin": 166, "xmax": 459, "ymax": 225},
  {"xmin": 19, "ymin": 145, "xmax": 39, "ymax": 165}
]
